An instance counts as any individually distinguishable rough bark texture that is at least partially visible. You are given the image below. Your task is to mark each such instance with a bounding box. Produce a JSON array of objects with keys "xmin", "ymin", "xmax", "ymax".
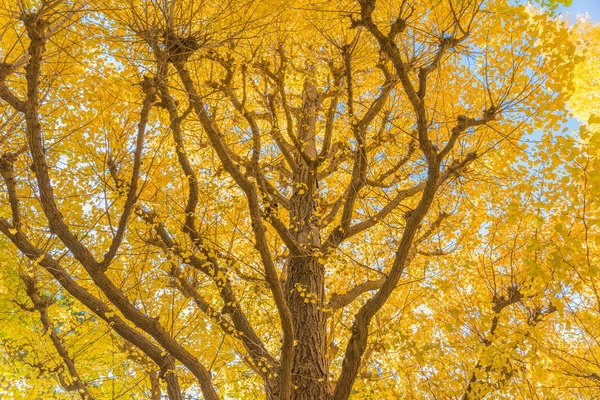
[
  {"xmin": 0, "ymin": 3, "xmax": 503, "ymax": 399},
  {"xmin": 285, "ymin": 256, "xmax": 330, "ymax": 400},
  {"xmin": 284, "ymin": 77, "xmax": 331, "ymax": 400}
]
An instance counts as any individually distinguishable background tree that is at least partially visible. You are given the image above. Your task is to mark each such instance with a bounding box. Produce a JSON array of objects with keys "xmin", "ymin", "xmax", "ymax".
[{"xmin": 0, "ymin": 0, "xmax": 583, "ymax": 398}]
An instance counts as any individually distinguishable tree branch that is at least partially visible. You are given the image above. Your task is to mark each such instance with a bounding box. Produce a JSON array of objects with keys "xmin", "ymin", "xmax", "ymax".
[
  {"xmin": 100, "ymin": 76, "xmax": 156, "ymax": 270},
  {"xmin": 138, "ymin": 208, "xmax": 278, "ymax": 371},
  {"xmin": 21, "ymin": 272, "xmax": 96, "ymax": 400},
  {"xmin": 0, "ymin": 218, "xmax": 185, "ymax": 400},
  {"xmin": 170, "ymin": 52, "xmax": 294, "ymax": 397}
]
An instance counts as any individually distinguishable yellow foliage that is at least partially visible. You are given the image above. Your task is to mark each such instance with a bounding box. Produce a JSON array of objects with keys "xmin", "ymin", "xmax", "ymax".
[{"xmin": 0, "ymin": 0, "xmax": 595, "ymax": 399}]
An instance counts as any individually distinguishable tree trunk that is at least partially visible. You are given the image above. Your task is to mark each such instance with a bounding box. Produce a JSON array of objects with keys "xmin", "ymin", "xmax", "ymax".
[
  {"xmin": 282, "ymin": 75, "xmax": 331, "ymax": 399},
  {"xmin": 286, "ymin": 256, "xmax": 330, "ymax": 400}
]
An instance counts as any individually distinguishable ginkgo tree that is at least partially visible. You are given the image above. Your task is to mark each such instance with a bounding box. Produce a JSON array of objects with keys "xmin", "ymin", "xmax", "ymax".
[{"xmin": 0, "ymin": 0, "xmax": 587, "ymax": 398}]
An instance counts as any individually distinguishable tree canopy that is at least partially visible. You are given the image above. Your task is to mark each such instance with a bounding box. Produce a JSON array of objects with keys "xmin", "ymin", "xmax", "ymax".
[{"xmin": 0, "ymin": 0, "xmax": 597, "ymax": 399}]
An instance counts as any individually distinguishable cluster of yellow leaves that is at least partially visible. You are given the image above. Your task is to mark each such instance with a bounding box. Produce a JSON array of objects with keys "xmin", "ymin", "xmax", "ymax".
[{"xmin": 0, "ymin": 0, "xmax": 595, "ymax": 398}]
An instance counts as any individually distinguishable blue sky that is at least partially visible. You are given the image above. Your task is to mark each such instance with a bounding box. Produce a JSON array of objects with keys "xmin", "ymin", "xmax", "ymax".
[{"xmin": 562, "ymin": 0, "xmax": 600, "ymax": 21}]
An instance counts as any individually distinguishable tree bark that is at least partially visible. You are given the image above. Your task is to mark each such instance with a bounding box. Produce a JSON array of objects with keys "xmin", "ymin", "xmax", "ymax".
[
  {"xmin": 285, "ymin": 256, "xmax": 330, "ymax": 399},
  {"xmin": 282, "ymin": 76, "xmax": 331, "ymax": 400}
]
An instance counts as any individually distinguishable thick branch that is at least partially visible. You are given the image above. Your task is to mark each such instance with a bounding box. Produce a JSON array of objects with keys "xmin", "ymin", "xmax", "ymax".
[
  {"xmin": 326, "ymin": 278, "xmax": 385, "ymax": 311},
  {"xmin": 0, "ymin": 80, "xmax": 26, "ymax": 111},
  {"xmin": 140, "ymin": 209, "xmax": 277, "ymax": 370},
  {"xmin": 323, "ymin": 152, "xmax": 476, "ymax": 253},
  {"xmin": 326, "ymin": 211, "xmax": 449, "ymax": 313},
  {"xmin": 145, "ymin": 50, "xmax": 275, "ymax": 368},
  {"xmin": 209, "ymin": 55, "xmax": 300, "ymax": 253},
  {"xmin": 0, "ymin": 219, "xmax": 184, "ymax": 400},
  {"xmin": 171, "ymin": 57, "xmax": 294, "ymax": 398},
  {"xmin": 21, "ymin": 18, "xmax": 218, "ymax": 399},
  {"xmin": 0, "ymin": 151, "xmax": 22, "ymax": 229},
  {"xmin": 22, "ymin": 12, "xmax": 100, "ymax": 270}
]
